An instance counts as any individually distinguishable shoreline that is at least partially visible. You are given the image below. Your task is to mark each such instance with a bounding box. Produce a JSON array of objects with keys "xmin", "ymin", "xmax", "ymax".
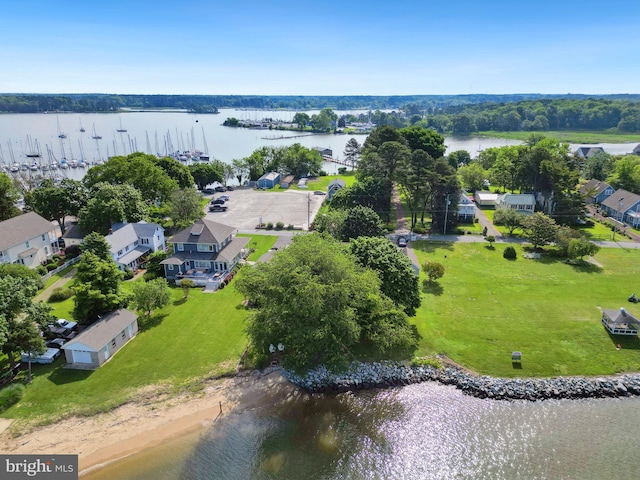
[{"xmin": 0, "ymin": 370, "xmax": 290, "ymax": 476}]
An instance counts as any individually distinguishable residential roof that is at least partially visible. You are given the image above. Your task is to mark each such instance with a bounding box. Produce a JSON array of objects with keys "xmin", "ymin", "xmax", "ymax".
[
  {"xmin": 575, "ymin": 146, "xmax": 605, "ymax": 158},
  {"xmin": 601, "ymin": 189, "xmax": 640, "ymax": 212},
  {"xmin": 0, "ymin": 212, "xmax": 54, "ymax": 252},
  {"xmin": 132, "ymin": 221, "xmax": 162, "ymax": 238},
  {"xmin": 496, "ymin": 193, "xmax": 535, "ymax": 205},
  {"xmin": 474, "ymin": 191, "xmax": 499, "ymax": 201},
  {"xmin": 633, "ymin": 144, "xmax": 640, "ymax": 155},
  {"xmin": 105, "ymin": 224, "xmax": 139, "ymax": 254},
  {"xmin": 62, "ymin": 223, "xmax": 85, "ymax": 240},
  {"xmin": 63, "ymin": 309, "xmax": 138, "ymax": 352},
  {"xmin": 579, "ymin": 179, "xmax": 612, "ymax": 197},
  {"xmin": 328, "ymin": 179, "xmax": 346, "ymax": 189},
  {"xmin": 160, "ymin": 237, "xmax": 250, "ymax": 265},
  {"xmin": 170, "ymin": 219, "xmax": 236, "ymax": 246},
  {"xmin": 117, "ymin": 245, "xmax": 150, "ymax": 265},
  {"xmin": 602, "ymin": 308, "xmax": 640, "ymax": 325},
  {"xmin": 259, "ymin": 171, "xmax": 280, "ymax": 181}
]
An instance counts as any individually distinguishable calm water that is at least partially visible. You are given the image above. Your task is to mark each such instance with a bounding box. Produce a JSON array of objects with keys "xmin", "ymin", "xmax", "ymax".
[{"xmin": 84, "ymin": 381, "xmax": 640, "ymax": 480}]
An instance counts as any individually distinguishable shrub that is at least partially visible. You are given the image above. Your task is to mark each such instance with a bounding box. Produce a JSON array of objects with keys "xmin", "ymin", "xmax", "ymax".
[
  {"xmin": 36, "ymin": 265, "xmax": 47, "ymax": 276},
  {"xmin": 48, "ymin": 287, "xmax": 74, "ymax": 303},
  {"xmin": 287, "ymin": 224, "xmax": 294, "ymax": 230},
  {"xmin": 123, "ymin": 268, "xmax": 135, "ymax": 280},
  {"xmin": 52, "ymin": 254, "xmax": 63, "ymax": 262},
  {"xmin": 46, "ymin": 263, "xmax": 58, "ymax": 272},
  {"xmin": 0, "ymin": 384, "xmax": 25, "ymax": 412},
  {"xmin": 143, "ymin": 271, "xmax": 159, "ymax": 282},
  {"xmin": 503, "ymin": 245, "xmax": 517, "ymax": 259},
  {"xmin": 64, "ymin": 245, "xmax": 81, "ymax": 258},
  {"xmin": 410, "ymin": 357, "xmax": 443, "ymax": 369},
  {"xmin": 266, "ymin": 222, "xmax": 274, "ymax": 230},
  {"xmin": 275, "ymin": 221, "xmax": 284, "ymax": 230},
  {"xmin": 413, "ymin": 225, "xmax": 426, "ymax": 234},
  {"xmin": 338, "ymin": 167, "xmax": 347, "ymax": 174}
]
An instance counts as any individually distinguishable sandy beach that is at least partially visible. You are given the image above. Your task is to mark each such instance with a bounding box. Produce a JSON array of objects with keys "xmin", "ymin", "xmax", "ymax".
[{"xmin": 0, "ymin": 369, "xmax": 290, "ymax": 476}]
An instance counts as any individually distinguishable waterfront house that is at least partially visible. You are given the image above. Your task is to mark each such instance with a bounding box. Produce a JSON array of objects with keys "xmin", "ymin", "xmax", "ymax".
[
  {"xmin": 600, "ymin": 189, "xmax": 640, "ymax": 228},
  {"xmin": 105, "ymin": 221, "xmax": 166, "ymax": 271},
  {"xmin": 314, "ymin": 147, "xmax": 333, "ymax": 158},
  {"xmin": 601, "ymin": 308, "xmax": 640, "ymax": 336},
  {"xmin": 0, "ymin": 212, "xmax": 59, "ymax": 268},
  {"xmin": 495, "ymin": 193, "xmax": 536, "ymax": 215},
  {"xmin": 62, "ymin": 309, "xmax": 139, "ymax": 369},
  {"xmin": 579, "ymin": 179, "xmax": 615, "ymax": 205},
  {"xmin": 160, "ymin": 219, "xmax": 249, "ymax": 290},
  {"xmin": 257, "ymin": 171, "xmax": 280, "ymax": 189},
  {"xmin": 327, "ymin": 179, "xmax": 346, "ymax": 200}
]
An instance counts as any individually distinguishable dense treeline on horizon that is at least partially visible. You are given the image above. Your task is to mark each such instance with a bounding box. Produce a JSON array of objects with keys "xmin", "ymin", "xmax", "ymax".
[{"xmin": 2, "ymin": 93, "xmax": 640, "ymax": 133}]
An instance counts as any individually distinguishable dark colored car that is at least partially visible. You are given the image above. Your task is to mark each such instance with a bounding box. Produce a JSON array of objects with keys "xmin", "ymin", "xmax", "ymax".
[
  {"xmin": 209, "ymin": 204, "xmax": 228, "ymax": 212},
  {"xmin": 46, "ymin": 338, "xmax": 67, "ymax": 349},
  {"xmin": 226, "ymin": 185, "xmax": 234, "ymax": 191},
  {"xmin": 211, "ymin": 198, "xmax": 225, "ymax": 205},
  {"xmin": 397, "ymin": 236, "xmax": 407, "ymax": 247},
  {"xmin": 214, "ymin": 186, "xmax": 226, "ymax": 192}
]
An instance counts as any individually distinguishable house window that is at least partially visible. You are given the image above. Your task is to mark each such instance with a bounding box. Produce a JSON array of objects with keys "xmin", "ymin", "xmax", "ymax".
[
  {"xmin": 118, "ymin": 250, "xmax": 123, "ymax": 255},
  {"xmin": 168, "ymin": 265, "xmax": 174, "ymax": 271},
  {"xmin": 111, "ymin": 339, "xmax": 116, "ymax": 348},
  {"xmin": 25, "ymin": 240, "xmax": 30, "ymax": 248},
  {"xmin": 44, "ymin": 246, "xmax": 48, "ymax": 255},
  {"xmin": 42, "ymin": 234, "xmax": 46, "ymax": 241},
  {"xmin": 177, "ymin": 243, "xmax": 184, "ymax": 251},
  {"xmin": 121, "ymin": 331, "xmax": 126, "ymax": 339}
]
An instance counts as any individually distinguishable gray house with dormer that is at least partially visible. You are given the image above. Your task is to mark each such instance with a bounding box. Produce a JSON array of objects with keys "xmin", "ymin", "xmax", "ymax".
[
  {"xmin": 160, "ymin": 219, "xmax": 249, "ymax": 289},
  {"xmin": 580, "ymin": 179, "xmax": 615, "ymax": 205}
]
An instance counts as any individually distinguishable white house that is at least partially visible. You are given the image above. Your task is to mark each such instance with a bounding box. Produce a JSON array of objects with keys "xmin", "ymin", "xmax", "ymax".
[
  {"xmin": 105, "ymin": 221, "xmax": 166, "ymax": 271},
  {"xmin": 0, "ymin": 212, "xmax": 59, "ymax": 269},
  {"xmin": 495, "ymin": 193, "xmax": 536, "ymax": 215},
  {"xmin": 62, "ymin": 309, "xmax": 139, "ymax": 369},
  {"xmin": 458, "ymin": 193, "xmax": 475, "ymax": 222}
]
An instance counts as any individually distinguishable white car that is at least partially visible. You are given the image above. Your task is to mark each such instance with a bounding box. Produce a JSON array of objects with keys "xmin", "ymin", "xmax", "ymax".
[
  {"xmin": 21, "ymin": 348, "xmax": 61, "ymax": 364},
  {"xmin": 56, "ymin": 319, "xmax": 78, "ymax": 330}
]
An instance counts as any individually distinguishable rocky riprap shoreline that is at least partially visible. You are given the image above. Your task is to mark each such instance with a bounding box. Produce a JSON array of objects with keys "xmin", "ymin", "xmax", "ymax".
[{"xmin": 282, "ymin": 361, "xmax": 640, "ymax": 401}]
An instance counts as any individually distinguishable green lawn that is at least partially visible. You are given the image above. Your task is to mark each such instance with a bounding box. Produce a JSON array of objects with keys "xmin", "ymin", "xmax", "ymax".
[
  {"xmin": 237, "ymin": 234, "xmax": 278, "ymax": 261},
  {"xmin": 480, "ymin": 130, "xmax": 640, "ymax": 144},
  {"xmin": 3, "ymin": 274, "xmax": 250, "ymax": 426},
  {"xmin": 411, "ymin": 242, "xmax": 640, "ymax": 378}
]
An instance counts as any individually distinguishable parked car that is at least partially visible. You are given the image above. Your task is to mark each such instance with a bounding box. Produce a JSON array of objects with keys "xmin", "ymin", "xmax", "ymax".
[
  {"xmin": 203, "ymin": 187, "xmax": 215, "ymax": 194},
  {"xmin": 56, "ymin": 319, "xmax": 78, "ymax": 330},
  {"xmin": 218, "ymin": 195, "xmax": 230, "ymax": 202},
  {"xmin": 226, "ymin": 185, "xmax": 234, "ymax": 191},
  {"xmin": 209, "ymin": 204, "xmax": 228, "ymax": 212},
  {"xmin": 211, "ymin": 198, "xmax": 226, "ymax": 205},
  {"xmin": 21, "ymin": 348, "xmax": 61, "ymax": 364},
  {"xmin": 397, "ymin": 236, "xmax": 407, "ymax": 247},
  {"xmin": 46, "ymin": 338, "xmax": 67, "ymax": 349},
  {"xmin": 214, "ymin": 186, "xmax": 226, "ymax": 192}
]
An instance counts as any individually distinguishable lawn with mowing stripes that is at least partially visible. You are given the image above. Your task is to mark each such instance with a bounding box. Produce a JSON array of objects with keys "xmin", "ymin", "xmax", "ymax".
[{"xmin": 411, "ymin": 242, "xmax": 640, "ymax": 378}]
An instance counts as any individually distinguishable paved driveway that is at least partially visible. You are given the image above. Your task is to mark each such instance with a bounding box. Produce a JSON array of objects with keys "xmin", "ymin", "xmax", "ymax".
[{"xmin": 203, "ymin": 187, "xmax": 326, "ymax": 231}]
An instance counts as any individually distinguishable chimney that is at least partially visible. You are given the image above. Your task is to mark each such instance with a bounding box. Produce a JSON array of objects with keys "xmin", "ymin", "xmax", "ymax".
[{"xmin": 621, "ymin": 307, "xmax": 626, "ymax": 316}]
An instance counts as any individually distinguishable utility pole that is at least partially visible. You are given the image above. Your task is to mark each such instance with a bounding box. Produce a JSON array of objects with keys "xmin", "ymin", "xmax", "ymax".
[{"xmin": 443, "ymin": 194, "xmax": 451, "ymax": 235}]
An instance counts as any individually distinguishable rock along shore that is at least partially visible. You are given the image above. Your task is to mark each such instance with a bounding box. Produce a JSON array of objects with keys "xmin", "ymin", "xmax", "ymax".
[{"xmin": 282, "ymin": 360, "xmax": 640, "ymax": 401}]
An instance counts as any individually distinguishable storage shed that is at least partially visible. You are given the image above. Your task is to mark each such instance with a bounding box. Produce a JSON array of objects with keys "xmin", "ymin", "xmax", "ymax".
[
  {"xmin": 257, "ymin": 172, "xmax": 281, "ymax": 189},
  {"xmin": 62, "ymin": 309, "xmax": 139, "ymax": 369}
]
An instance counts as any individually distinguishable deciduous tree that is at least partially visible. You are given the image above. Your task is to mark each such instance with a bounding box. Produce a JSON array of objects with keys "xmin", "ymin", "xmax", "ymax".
[
  {"xmin": 131, "ymin": 278, "xmax": 171, "ymax": 316},
  {"xmin": 235, "ymin": 234, "xmax": 418, "ymax": 371},
  {"xmin": 0, "ymin": 173, "xmax": 20, "ymax": 221},
  {"xmin": 351, "ymin": 236, "xmax": 421, "ymax": 316},
  {"xmin": 340, "ymin": 206, "xmax": 385, "ymax": 241},
  {"xmin": 522, "ymin": 212, "xmax": 558, "ymax": 249},
  {"xmin": 79, "ymin": 183, "xmax": 148, "ymax": 235},
  {"xmin": 168, "ymin": 188, "xmax": 204, "ymax": 228}
]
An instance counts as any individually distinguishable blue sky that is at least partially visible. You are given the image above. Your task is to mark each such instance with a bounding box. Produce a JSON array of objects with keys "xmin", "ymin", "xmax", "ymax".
[{"xmin": 1, "ymin": 0, "xmax": 638, "ymax": 95}]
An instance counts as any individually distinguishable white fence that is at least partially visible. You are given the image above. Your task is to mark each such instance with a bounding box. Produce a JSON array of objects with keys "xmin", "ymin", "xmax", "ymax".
[{"xmin": 42, "ymin": 255, "xmax": 81, "ymax": 280}]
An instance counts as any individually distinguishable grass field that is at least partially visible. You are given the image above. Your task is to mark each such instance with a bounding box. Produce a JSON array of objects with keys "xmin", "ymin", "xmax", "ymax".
[
  {"xmin": 411, "ymin": 242, "xmax": 640, "ymax": 377},
  {"xmin": 480, "ymin": 130, "xmax": 640, "ymax": 145}
]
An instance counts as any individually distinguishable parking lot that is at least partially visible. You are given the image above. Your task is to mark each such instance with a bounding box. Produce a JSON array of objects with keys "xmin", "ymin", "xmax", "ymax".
[{"xmin": 203, "ymin": 187, "xmax": 326, "ymax": 231}]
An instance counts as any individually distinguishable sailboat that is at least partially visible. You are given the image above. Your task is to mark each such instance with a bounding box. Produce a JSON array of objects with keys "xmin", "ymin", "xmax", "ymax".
[
  {"xmin": 116, "ymin": 117, "xmax": 127, "ymax": 133},
  {"xmin": 57, "ymin": 116, "xmax": 67, "ymax": 139},
  {"xmin": 79, "ymin": 118, "xmax": 86, "ymax": 133},
  {"xmin": 92, "ymin": 124, "xmax": 102, "ymax": 140}
]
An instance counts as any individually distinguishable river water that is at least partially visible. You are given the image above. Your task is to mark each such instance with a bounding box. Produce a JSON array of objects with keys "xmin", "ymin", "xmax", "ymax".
[
  {"xmin": 84, "ymin": 380, "xmax": 640, "ymax": 480},
  {"xmin": 2, "ymin": 110, "xmax": 634, "ymax": 181}
]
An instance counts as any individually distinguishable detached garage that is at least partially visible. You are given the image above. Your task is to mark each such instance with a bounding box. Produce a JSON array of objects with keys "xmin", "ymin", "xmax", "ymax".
[{"xmin": 62, "ymin": 309, "xmax": 139, "ymax": 370}]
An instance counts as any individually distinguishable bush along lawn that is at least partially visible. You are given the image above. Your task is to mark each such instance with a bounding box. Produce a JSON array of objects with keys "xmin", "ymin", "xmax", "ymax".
[{"xmin": 410, "ymin": 241, "xmax": 640, "ymax": 378}]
